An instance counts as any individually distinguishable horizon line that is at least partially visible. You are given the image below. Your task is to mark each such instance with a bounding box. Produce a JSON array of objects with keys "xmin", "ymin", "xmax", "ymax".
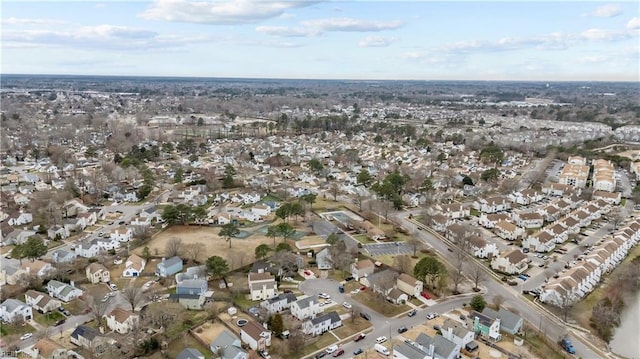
[{"xmin": 2, "ymin": 73, "xmax": 639, "ymax": 84}]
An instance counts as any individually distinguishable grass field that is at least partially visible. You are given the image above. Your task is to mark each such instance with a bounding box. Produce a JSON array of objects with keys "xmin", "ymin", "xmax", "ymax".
[{"xmin": 352, "ymin": 291, "xmax": 411, "ymax": 317}]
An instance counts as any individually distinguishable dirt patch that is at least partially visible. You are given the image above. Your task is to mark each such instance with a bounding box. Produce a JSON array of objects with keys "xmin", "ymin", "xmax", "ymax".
[
  {"xmin": 192, "ymin": 321, "xmax": 228, "ymax": 345},
  {"xmin": 134, "ymin": 225, "xmax": 275, "ymax": 270}
]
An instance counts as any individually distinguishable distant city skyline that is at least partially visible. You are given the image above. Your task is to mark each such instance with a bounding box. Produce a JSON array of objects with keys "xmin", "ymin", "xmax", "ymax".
[{"xmin": 1, "ymin": 1, "xmax": 639, "ymax": 81}]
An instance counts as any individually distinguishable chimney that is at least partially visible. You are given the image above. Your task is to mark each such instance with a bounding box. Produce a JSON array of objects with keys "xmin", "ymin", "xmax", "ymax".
[{"xmin": 428, "ymin": 343, "xmax": 435, "ymax": 356}]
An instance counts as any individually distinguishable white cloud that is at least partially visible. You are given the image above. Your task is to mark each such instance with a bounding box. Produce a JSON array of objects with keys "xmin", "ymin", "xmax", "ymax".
[
  {"xmin": 627, "ymin": 17, "xmax": 640, "ymax": 30},
  {"xmin": 257, "ymin": 17, "xmax": 404, "ymax": 38},
  {"xmin": 579, "ymin": 28, "xmax": 632, "ymax": 41},
  {"xmin": 2, "ymin": 17, "xmax": 66, "ymax": 26},
  {"xmin": 359, "ymin": 36, "xmax": 397, "ymax": 47},
  {"xmin": 139, "ymin": 0, "xmax": 316, "ymax": 25},
  {"xmin": 1, "ymin": 25, "xmax": 213, "ymax": 50},
  {"xmin": 578, "ymin": 55, "xmax": 608, "ymax": 64},
  {"xmin": 301, "ymin": 17, "xmax": 404, "ymax": 32},
  {"xmin": 591, "ymin": 4, "xmax": 623, "ymax": 18},
  {"xmin": 256, "ymin": 26, "xmax": 318, "ymax": 37}
]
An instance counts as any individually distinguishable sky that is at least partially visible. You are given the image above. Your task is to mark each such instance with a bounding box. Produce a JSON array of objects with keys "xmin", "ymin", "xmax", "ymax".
[{"xmin": 1, "ymin": 0, "xmax": 639, "ymax": 81}]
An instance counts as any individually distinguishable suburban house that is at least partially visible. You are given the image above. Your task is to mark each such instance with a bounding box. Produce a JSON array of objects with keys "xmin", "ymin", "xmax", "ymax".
[
  {"xmin": 522, "ymin": 231, "xmax": 556, "ymax": 253},
  {"xmin": 75, "ymin": 239, "xmax": 100, "ymax": 258},
  {"xmin": 248, "ymin": 272, "xmax": 278, "ymax": 301},
  {"xmin": 0, "ymin": 261, "xmax": 26, "ymax": 285},
  {"xmin": 123, "ymin": 254, "xmax": 146, "ymax": 277},
  {"xmin": 51, "ymin": 248, "xmax": 77, "ymax": 263},
  {"xmin": 47, "ymin": 225, "xmax": 70, "ymax": 240},
  {"xmin": 592, "ymin": 190, "xmax": 621, "ymax": 205},
  {"xmin": 396, "ymin": 273, "xmax": 423, "ymax": 298},
  {"xmin": 508, "ymin": 189, "xmax": 543, "ymax": 205},
  {"xmin": 493, "ymin": 220, "xmax": 523, "ymax": 241},
  {"xmin": 260, "ymin": 292, "xmax": 297, "ymax": 315},
  {"xmin": 290, "ymin": 295, "xmax": 322, "ymax": 320},
  {"xmin": 156, "ymin": 256, "xmax": 183, "ymax": 277},
  {"xmin": 512, "ymin": 212, "xmax": 544, "ymax": 229},
  {"xmin": 303, "ymin": 311, "xmax": 342, "ymax": 336},
  {"xmin": 468, "ymin": 235, "xmax": 499, "ymax": 259},
  {"xmin": 46, "ymin": 280, "xmax": 83, "ymax": 302},
  {"xmin": 240, "ymin": 321, "xmax": 271, "ymax": 351},
  {"xmin": 7, "ymin": 212, "xmax": 33, "ymax": 226},
  {"xmin": 473, "ymin": 196, "xmax": 511, "ymax": 214},
  {"xmin": 21, "ymin": 260, "xmax": 54, "ymax": 278},
  {"xmin": 110, "ymin": 227, "xmax": 133, "ymax": 242},
  {"xmin": 70, "ymin": 325, "xmax": 116, "ymax": 355},
  {"xmin": 315, "ymin": 247, "xmax": 333, "ymax": 270},
  {"xmin": 393, "ymin": 333, "xmax": 461, "ymax": 359},
  {"xmin": 176, "ymin": 279, "xmax": 208, "ymax": 295},
  {"xmin": 351, "ymin": 259, "xmax": 375, "ymax": 281},
  {"xmin": 0, "ymin": 298, "xmax": 33, "ymax": 323},
  {"xmin": 24, "ymin": 290, "xmax": 61, "ymax": 313},
  {"xmin": 482, "ymin": 308, "xmax": 523, "ymax": 335},
  {"xmin": 471, "ymin": 311, "xmax": 502, "ymax": 341},
  {"xmin": 441, "ymin": 319, "xmax": 475, "ymax": 348},
  {"xmin": 22, "ymin": 338, "xmax": 82, "ymax": 359},
  {"xmin": 250, "ymin": 204, "xmax": 272, "ymax": 217},
  {"xmin": 104, "ymin": 308, "xmax": 139, "ymax": 334},
  {"xmin": 176, "ymin": 265, "xmax": 207, "ymax": 283},
  {"xmin": 177, "ymin": 348, "xmax": 206, "ymax": 359},
  {"xmin": 168, "ymin": 292, "xmax": 213, "ymax": 310},
  {"xmin": 478, "ymin": 213, "xmax": 511, "ymax": 229},
  {"xmin": 130, "ymin": 216, "xmax": 152, "ymax": 227},
  {"xmin": 209, "ymin": 330, "xmax": 248, "ymax": 359},
  {"xmin": 387, "ymin": 288, "xmax": 409, "ymax": 305},
  {"xmin": 491, "ymin": 249, "xmax": 528, "ymax": 274},
  {"xmin": 86, "ymin": 262, "xmax": 111, "ymax": 284},
  {"xmin": 434, "ymin": 202, "xmax": 470, "ymax": 219}
]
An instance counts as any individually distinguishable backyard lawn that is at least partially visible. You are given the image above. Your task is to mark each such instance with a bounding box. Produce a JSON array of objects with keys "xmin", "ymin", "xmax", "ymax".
[{"xmin": 33, "ymin": 311, "xmax": 66, "ymax": 326}]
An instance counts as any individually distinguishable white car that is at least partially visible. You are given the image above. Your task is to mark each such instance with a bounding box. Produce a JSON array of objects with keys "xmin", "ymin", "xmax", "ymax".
[
  {"xmin": 426, "ymin": 312, "xmax": 439, "ymax": 320},
  {"xmin": 318, "ymin": 293, "xmax": 330, "ymax": 299},
  {"xmin": 109, "ymin": 283, "xmax": 118, "ymax": 291},
  {"xmin": 20, "ymin": 333, "xmax": 33, "ymax": 340},
  {"xmin": 342, "ymin": 302, "xmax": 352, "ymax": 309},
  {"xmin": 376, "ymin": 336, "xmax": 388, "ymax": 344}
]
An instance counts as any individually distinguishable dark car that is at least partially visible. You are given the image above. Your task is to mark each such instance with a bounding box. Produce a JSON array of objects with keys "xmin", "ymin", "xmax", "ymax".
[
  {"xmin": 353, "ymin": 348, "xmax": 363, "ymax": 355},
  {"xmin": 397, "ymin": 326, "xmax": 408, "ymax": 333},
  {"xmin": 407, "ymin": 309, "xmax": 417, "ymax": 317},
  {"xmin": 315, "ymin": 352, "xmax": 327, "ymax": 359},
  {"xmin": 332, "ymin": 349, "xmax": 344, "ymax": 357},
  {"xmin": 359, "ymin": 312, "xmax": 371, "ymax": 321},
  {"xmin": 354, "ymin": 333, "xmax": 366, "ymax": 342},
  {"xmin": 55, "ymin": 319, "xmax": 66, "ymax": 326},
  {"xmin": 344, "ymin": 276, "xmax": 354, "ymax": 282}
]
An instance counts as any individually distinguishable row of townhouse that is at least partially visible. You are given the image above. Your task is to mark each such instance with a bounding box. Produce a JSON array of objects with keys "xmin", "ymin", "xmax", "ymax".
[
  {"xmin": 540, "ymin": 219, "xmax": 640, "ymax": 306},
  {"xmin": 592, "ymin": 159, "xmax": 616, "ymax": 192},
  {"xmin": 0, "ymin": 259, "xmax": 55, "ymax": 285},
  {"xmin": 523, "ymin": 199, "xmax": 611, "ymax": 253},
  {"xmin": 508, "ymin": 189, "xmax": 544, "ymax": 206},
  {"xmin": 472, "ymin": 196, "xmax": 511, "ymax": 214}
]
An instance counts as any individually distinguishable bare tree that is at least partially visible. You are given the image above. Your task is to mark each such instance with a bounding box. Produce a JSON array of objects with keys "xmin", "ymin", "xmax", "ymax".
[
  {"xmin": 407, "ymin": 236, "xmax": 422, "ymax": 257},
  {"xmin": 492, "ymin": 294, "xmax": 505, "ymax": 309},
  {"xmin": 371, "ymin": 270, "xmax": 398, "ymax": 302},
  {"xmin": 83, "ymin": 294, "xmax": 110, "ymax": 327},
  {"xmin": 121, "ymin": 284, "xmax": 145, "ymax": 312},
  {"xmin": 468, "ymin": 264, "xmax": 486, "ymax": 291},
  {"xmin": 165, "ymin": 237, "xmax": 182, "ymax": 257},
  {"xmin": 609, "ymin": 207, "xmax": 627, "ymax": 230},
  {"xmin": 134, "ymin": 225, "xmax": 152, "ymax": 242},
  {"xmin": 288, "ymin": 323, "xmax": 306, "ymax": 354},
  {"xmin": 183, "ymin": 242, "xmax": 203, "ymax": 263},
  {"xmin": 350, "ymin": 306, "xmax": 361, "ymax": 323},
  {"xmin": 450, "ymin": 249, "xmax": 466, "ymax": 294},
  {"xmin": 143, "ymin": 302, "xmax": 184, "ymax": 336},
  {"xmin": 393, "ymin": 254, "xmax": 412, "ymax": 274}
]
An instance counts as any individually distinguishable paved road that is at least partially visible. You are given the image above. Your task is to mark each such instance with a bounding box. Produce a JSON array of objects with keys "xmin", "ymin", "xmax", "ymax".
[
  {"xmin": 299, "ymin": 278, "xmax": 471, "ymax": 358},
  {"xmin": 394, "ymin": 213, "xmax": 601, "ymax": 359}
]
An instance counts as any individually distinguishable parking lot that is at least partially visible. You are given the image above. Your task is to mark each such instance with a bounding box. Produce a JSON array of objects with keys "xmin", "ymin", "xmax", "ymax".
[{"xmin": 364, "ymin": 242, "xmax": 413, "ymax": 256}]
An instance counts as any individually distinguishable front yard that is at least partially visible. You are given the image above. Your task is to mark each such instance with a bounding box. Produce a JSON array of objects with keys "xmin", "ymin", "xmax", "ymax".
[
  {"xmin": 352, "ymin": 290, "xmax": 411, "ymax": 317},
  {"xmin": 33, "ymin": 311, "xmax": 65, "ymax": 326}
]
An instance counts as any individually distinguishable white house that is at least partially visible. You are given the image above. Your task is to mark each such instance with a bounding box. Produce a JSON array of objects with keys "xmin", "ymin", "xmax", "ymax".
[
  {"xmin": 75, "ymin": 239, "xmax": 101, "ymax": 258},
  {"xmin": 250, "ymin": 205, "xmax": 271, "ymax": 217},
  {"xmin": 86, "ymin": 262, "xmax": 110, "ymax": 284},
  {"xmin": 473, "ymin": 196, "xmax": 511, "ymax": 214},
  {"xmin": 0, "ymin": 298, "xmax": 33, "ymax": 323},
  {"xmin": 47, "ymin": 225, "xmax": 70, "ymax": 240},
  {"xmin": 240, "ymin": 321, "xmax": 271, "ymax": 351},
  {"xmin": 248, "ymin": 272, "xmax": 278, "ymax": 301},
  {"xmin": 468, "ymin": 235, "xmax": 499, "ymax": 259},
  {"xmin": 110, "ymin": 227, "xmax": 133, "ymax": 242},
  {"xmin": 104, "ymin": 308, "xmax": 139, "ymax": 334},
  {"xmin": 46, "ymin": 280, "xmax": 83, "ymax": 302},
  {"xmin": 303, "ymin": 311, "xmax": 342, "ymax": 336},
  {"xmin": 493, "ymin": 220, "xmax": 524, "ymax": 241},
  {"xmin": 522, "ymin": 231, "xmax": 556, "ymax": 253},
  {"xmin": 290, "ymin": 295, "xmax": 322, "ymax": 320},
  {"xmin": 24, "ymin": 290, "xmax": 61, "ymax": 314},
  {"xmin": 260, "ymin": 293, "xmax": 297, "ymax": 315},
  {"xmin": 123, "ymin": 254, "xmax": 146, "ymax": 277},
  {"xmin": 441, "ymin": 320, "xmax": 475, "ymax": 348},
  {"xmin": 491, "ymin": 249, "xmax": 528, "ymax": 274},
  {"xmin": 512, "ymin": 212, "xmax": 544, "ymax": 229},
  {"xmin": 396, "ymin": 273, "xmax": 423, "ymax": 297},
  {"xmin": 7, "ymin": 212, "xmax": 33, "ymax": 226}
]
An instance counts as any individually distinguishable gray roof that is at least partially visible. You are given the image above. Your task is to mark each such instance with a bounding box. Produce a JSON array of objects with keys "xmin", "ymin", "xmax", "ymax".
[
  {"xmin": 169, "ymin": 293, "xmax": 201, "ymax": 300},
  {"xmin": 159, "ymin": 256, "xmax": 182, "ymax": 268},
  {"xmin": 266, "ymin": 292, "xmax": 297, "ymax": 305},
  {"xmin": 176, "ymin": 348, "xmax": 204, "ymax": 359},
  {"xmin": 414, "ymin": 333, "xmax": 459, "ymax": 359},
  {"xmin": 178, "ymin": 279, "xmax": 206, "ymax": 288},
  {"xmin": 482, "ymin": 307, "xmax": 522, "ymax": 332},
  {"xmin": 2, "ymin": 263, "xmax": 21, "ymax": 276},
  {"xmin": 1, "ymin": 298, "xmax": 26, "ymax": 312},
  {"xmin": 210, "ymin": 330, "xmax": 246, "ymax": 359},
  {"xmin": 393, "ymin": 342, "xmax": 430, "ymax": 358},
  {"xmin": 310, "ymin": 311, "xmax": 341, "ymax": 325},
  {"xmin": 294, "ymin": 294, "xmax": 318, "ymax": 309},
  {"xmin": 71, "ymin": 325, "xmax": 99, "ymax": 341}
]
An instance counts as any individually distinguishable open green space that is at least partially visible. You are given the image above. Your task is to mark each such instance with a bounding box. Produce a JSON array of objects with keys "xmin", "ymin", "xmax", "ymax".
[
  {"xmin": 352, "ymin": 291, "xmax": 411, "ymax": 317},
  {"xmin": 332, "ymin": 318, "xmax": 371, "ymax": 339},
  {"xmin": 34, "ymin": 311, "xmax": 65, "ymax": 326},
  {"xmin": 297, "ymin": 333, "xmax": 338, "ymax": 359}
]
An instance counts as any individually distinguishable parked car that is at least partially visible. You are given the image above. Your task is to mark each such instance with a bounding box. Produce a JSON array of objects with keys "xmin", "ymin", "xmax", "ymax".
[
  {"xmin": 407, "ymin": 309, "xmax": 417, "ymax": 317},
  {"xmin": 326, "ymin": 345, "xmax": 338, "ymax": 354},
  {"xmin": 342, "ymin": 302, "xmax": 352, "ymax": 309},
  {"xmin": 109, "ymin": 283, "xmax": 118, "ymax": 291},
  {"xmin": 20, "ymin": 333, "xmax": 33, "ymax": 340},
  {"xmin": 353, "ymin": 348, "xmax": 363, "ymax": 355},
  {"xmin": 397, "ymin": 326, "xmax": 408, "ymax": 333},
  {"xmin": 426, "ymin": 312, "xmax": 439, "ymax": 320},
  {"xmin": 319, "ymin": 292, "xmax": 330, "ymax": 299},
  {"xmin": 376, "ymin": 336, "xmax": 388, "ymax": 344},
  {"xmin": 420, "ymin": 291, "xmax": 431, "ymax": 299},
  {"xmin": 55, "ymin": 319, "xmax": 66, "ymax": 326},
  {"xmin": 360, "ymin": 312, "xmax": 371, "ymax": 321},
  {"xmin": 332, "ymin": 349, "xmax": 344, "ymax": 357},
  {"xmin": 315, "ymin": 352, "xmax": 327, "ymax": 358},
  {"xmin": 354, "ymin": 333, "xmax": 366, "ymax": 342}
]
